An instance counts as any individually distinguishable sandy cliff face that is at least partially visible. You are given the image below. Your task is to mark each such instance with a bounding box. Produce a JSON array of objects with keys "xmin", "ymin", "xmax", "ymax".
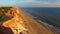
[
  {"xmin": 0, "ymin": 7, "xmax": 28, "ymax": 34},
  {"xmin": 0, "ymin": 7, "xmax": 53, "ymax": 34}
]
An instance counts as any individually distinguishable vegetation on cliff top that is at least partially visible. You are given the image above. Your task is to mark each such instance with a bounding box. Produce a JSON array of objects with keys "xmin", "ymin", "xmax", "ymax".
[{"xmin": 0, "ymin": 7, "xmax": 13, "ymax": 23}]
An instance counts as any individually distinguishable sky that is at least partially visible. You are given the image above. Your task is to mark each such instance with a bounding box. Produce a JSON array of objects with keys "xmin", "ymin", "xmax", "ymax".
[{"xmin": 0, "ymin": 0, "xmax": 60, "ymax": 7}]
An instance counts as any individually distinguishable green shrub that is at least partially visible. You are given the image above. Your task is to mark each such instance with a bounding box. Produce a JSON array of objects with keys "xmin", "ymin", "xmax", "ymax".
[{"xmin": 0, "ymin": 7, "xmax": 13, "ymax": 25}]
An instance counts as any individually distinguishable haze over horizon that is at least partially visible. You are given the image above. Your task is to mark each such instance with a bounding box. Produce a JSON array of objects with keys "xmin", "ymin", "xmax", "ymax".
[{"xmin": 0, "ymin": 0, "xmax": 60, "ymax": 7}]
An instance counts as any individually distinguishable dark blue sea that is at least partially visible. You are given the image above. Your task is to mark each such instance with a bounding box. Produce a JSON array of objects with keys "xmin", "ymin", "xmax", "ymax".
[{"xmin": 20, "ymin": 7, "xmax": 60, "ymax": 29}]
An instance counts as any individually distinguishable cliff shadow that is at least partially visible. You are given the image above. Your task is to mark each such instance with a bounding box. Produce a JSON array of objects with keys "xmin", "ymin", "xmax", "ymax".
[{"xmin": 0, "ymin": 26, "xmax": 14, "ymax": 34}]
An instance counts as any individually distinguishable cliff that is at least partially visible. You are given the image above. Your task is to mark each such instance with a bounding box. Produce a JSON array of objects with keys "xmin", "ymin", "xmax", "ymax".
[{"xmin": 0, "ymin": 7, "xmax": 53, "ymax": 34}]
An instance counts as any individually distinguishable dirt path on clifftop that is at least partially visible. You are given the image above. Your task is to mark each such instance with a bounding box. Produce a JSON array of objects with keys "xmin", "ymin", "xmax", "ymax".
[{"xmin": 18, "ymin": 9, "xmax": 54, "ymax": 34}]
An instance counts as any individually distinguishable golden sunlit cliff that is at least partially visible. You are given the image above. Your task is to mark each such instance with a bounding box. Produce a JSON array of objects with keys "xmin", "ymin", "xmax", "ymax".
[{"xmin": 0, "ymin": 7, "xmax": 54, "ymax": 34}]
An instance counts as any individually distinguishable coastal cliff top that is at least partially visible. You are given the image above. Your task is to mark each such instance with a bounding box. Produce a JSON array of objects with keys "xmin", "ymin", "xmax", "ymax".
[
  {"xmin": 0, "ymin": 7, "xmax": 22, "ymax": 25},
  {"xmin": 0, "ymin": 7, "xmax": 13, "ymax": 22}
]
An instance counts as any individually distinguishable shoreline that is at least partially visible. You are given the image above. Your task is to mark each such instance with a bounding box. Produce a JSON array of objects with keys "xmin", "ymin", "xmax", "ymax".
[
  {"xmin": 18, "ymin": 9, "xmax": 54, "ymax": 34},
  {"xmin": 21, "ymin": 10, "xmax": 60, "ymax": 34}
]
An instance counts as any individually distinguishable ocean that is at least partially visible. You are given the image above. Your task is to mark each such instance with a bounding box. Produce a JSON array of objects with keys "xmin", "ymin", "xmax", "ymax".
[{"xmin": 20, "ymin": 7, "xmax": 60, "ymax": 29}]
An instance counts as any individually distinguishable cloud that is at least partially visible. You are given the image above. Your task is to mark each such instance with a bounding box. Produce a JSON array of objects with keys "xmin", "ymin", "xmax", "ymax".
[
  {"xmin": 16, "ymin": 1, "xmax": 60, "ymax": 7},
  {"xmin": 0, "ymin": 0, "xmax": 60, "ymax": 7},
  {"xmin": 12, "ymin": 0, "xmax": 60, "ymax": 7}
]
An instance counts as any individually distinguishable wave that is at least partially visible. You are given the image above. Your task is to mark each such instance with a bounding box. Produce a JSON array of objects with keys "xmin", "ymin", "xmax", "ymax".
[
  {"xmin": 26, "ymin": 13, "xmax": 60, "ymax": 34},
  {"xmin": 34, "ymin": 17, "xmax": 60, "ymax": 34}
]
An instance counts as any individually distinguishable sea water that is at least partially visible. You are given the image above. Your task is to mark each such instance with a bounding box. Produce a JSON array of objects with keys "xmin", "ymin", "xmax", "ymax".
[{"xmin": 20, "ymin": 7, "xmax": 60, "ymax": 29}]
